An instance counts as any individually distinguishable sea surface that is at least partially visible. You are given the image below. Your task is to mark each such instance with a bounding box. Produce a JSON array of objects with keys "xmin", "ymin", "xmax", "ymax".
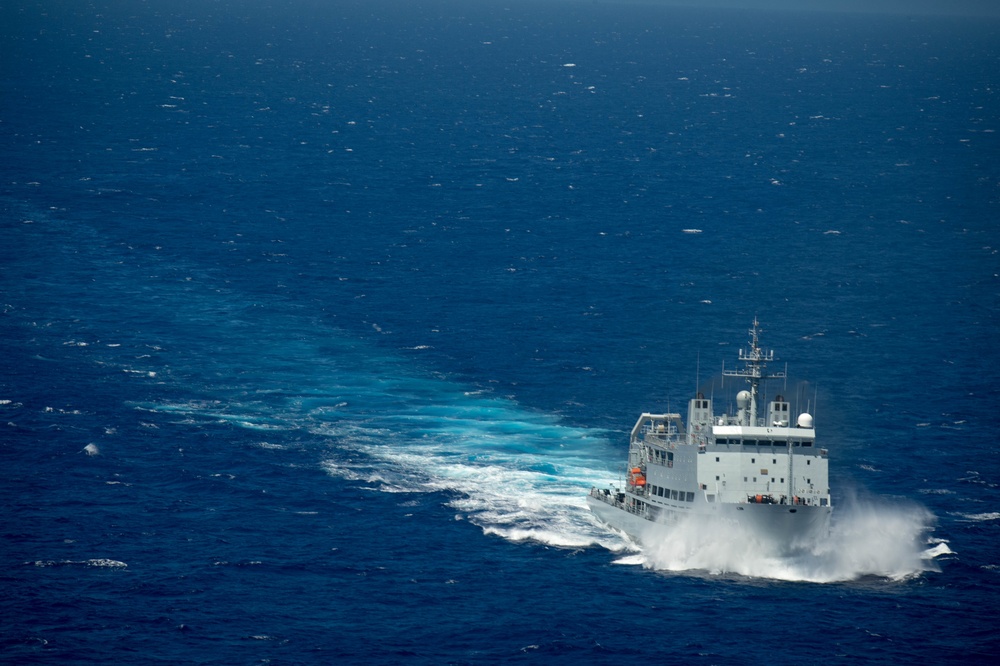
[{"xmin": 3, "ymin": 0, "xmax": 999, "ymax": 663}]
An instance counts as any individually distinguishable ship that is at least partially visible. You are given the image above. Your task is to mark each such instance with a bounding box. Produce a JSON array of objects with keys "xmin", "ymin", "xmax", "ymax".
[{"xmin": 587, "ymin": 320, "xmax": 831, "ymax": 552}]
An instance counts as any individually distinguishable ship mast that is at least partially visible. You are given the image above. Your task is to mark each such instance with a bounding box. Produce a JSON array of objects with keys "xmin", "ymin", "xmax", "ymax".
[{"xmin": 723, "ymin": 318, "xmax": 785, "ymax": 426}]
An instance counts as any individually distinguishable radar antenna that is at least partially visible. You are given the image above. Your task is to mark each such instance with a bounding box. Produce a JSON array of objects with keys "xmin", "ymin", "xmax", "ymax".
[{"xmin": 722, "ymin": 318, "xmax": 786, "ymax": 426}]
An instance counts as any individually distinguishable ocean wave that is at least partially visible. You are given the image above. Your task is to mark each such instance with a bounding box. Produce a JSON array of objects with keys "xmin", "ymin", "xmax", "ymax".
[
  {"xmin": 30, "ymin": 559, "xmax": 128, "ymax": 569},
  {"xmin": 959, "ymin": 511, "xmax": 1000, "ymax": 522}
]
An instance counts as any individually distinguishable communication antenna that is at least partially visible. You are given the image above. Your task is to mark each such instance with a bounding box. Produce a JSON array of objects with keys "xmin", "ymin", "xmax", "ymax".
[
  {"xmin": 722, "ymin": 318, "xmax": 784, "ymax": 426},
  {"xmin": 695, "ymin": 350, "xmax": 701, "ymax": 396}
]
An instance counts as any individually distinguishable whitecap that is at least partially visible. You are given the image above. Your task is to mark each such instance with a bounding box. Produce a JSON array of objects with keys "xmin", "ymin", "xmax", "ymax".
[
  {"xmin": 612, "ymin": 554, "xmax": 645, "ymax": 566},
  {"xmin": 959, "ymin": 512, "xmax": 1000, "ymax": 522},
  {"xmin": 235, "ymin": 420, "xmax": 288, "ymax": 431},
  {"xmin": 922, "ymin": 542, "xmax": 953, "ymax": 559},
  {"xmin": 31, "ymin": 558, "xmax": 127, "ymax": 568}
]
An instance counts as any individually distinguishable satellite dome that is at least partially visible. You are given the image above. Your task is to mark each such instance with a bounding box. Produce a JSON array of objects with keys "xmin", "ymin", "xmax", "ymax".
[
  {"xmin": 797, "ymin": 413, "xmax": 814, "ymax": 428},
  {"xmin": 737, "ymin": 391, "xmax": 751, "ymax": 409}
]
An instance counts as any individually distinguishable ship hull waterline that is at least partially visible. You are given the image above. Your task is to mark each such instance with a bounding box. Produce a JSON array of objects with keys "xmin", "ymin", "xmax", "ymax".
[{"xmin": 587, "ymin": 493, "xmax": 832, "ymax": 555}]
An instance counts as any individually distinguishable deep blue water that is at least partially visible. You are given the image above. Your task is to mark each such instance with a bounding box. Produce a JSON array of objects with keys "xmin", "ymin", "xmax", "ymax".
[{"xmin": 3, "ymin": 0, "xmax": 1000, "ymax": 663}]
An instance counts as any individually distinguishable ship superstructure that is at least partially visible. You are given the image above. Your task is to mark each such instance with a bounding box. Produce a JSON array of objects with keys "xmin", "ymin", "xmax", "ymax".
[{"xmin": 587, "ymin": 320, "xmax": 831, "ymax": 550}]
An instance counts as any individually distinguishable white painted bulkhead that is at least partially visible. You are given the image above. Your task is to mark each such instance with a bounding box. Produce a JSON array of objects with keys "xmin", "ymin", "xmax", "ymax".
[{"xmin": 701, "ymin": 425, "xmax": 830, "ymax": 507}]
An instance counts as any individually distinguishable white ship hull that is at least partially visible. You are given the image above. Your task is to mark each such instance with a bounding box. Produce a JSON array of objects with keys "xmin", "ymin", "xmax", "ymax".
[{"xmin": 587, "ymin": 491, "xmax": 831, "ymax": 553}]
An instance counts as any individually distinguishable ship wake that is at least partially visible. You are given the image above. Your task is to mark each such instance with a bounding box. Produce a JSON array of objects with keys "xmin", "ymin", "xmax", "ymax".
[{"xmin": 621, "ymin": 493, "xmax": 948, "ymax": 582}]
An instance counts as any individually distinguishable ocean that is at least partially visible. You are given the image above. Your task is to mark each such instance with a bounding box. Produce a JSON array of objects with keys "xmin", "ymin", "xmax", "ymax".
[{"xmin": 2, "ymin": 0, "xmax": 999, "ymax": 662}]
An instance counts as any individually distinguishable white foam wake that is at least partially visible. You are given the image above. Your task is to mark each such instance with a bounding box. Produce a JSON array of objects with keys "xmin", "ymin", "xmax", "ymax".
[
  {"xmin": 151, "ymin": 369, "xmax": 626, "ymax": 551},
  {"xmin": 318, "ymin": 422, "xmax": 627, "ymax": 551}
]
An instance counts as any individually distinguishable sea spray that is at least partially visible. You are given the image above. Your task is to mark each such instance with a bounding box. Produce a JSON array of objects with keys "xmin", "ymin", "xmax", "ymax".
[
  {"xmin": 632, "ymin": 492, "xmax": 943, "ymax": 582},
  {"xmin": 792, "ymin": 492, "xmax": 945, "ymax": 582}
]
